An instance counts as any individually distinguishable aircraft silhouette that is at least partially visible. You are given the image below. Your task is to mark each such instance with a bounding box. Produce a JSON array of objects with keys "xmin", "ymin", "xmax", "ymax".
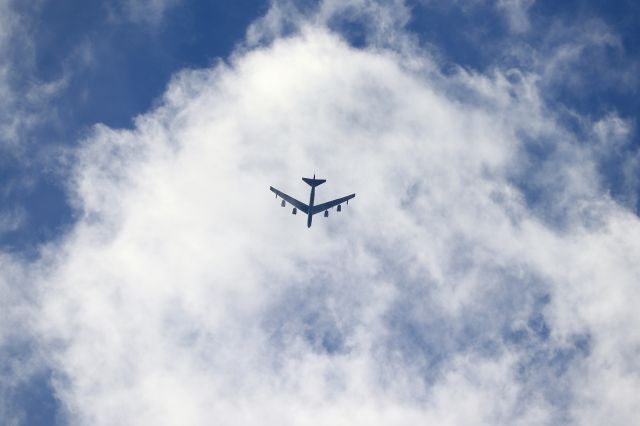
[{"xmin": 270, "ymin": 175, "xmax": 355, "ymax": 228}]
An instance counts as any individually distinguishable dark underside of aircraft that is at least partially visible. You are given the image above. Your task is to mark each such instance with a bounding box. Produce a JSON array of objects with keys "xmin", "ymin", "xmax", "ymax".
[{"xmin": 270, "ymin": 175, "xmax": 355, "ymax": 228}]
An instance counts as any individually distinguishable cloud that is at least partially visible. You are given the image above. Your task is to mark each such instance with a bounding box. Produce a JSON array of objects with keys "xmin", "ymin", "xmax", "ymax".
[
  {"xmin": 0, "ymin": 1, "xmax": 638, "ymax": 425},
  {"xmin": 21, "ymin": 15, "xmax": 638, "ymax": 425},
  {"xmin": 0, "ymin": 252, "xmax": 41, "ymax": 425},
  {"xmin": 246, "ymin": 0, "xmax": 412, "ymax": 49},
  {"xmin": 408, "ymin": 0, "xmax": 536, "ymax": 35},
  {"xmin": 0, "ymin": 1, "xmax": 70, "ymax": 151},
  {"xmin": 0, "ymin": 0, "xmax": 183, "ymax": 153},
  {"xmin": 496, "ymin": 0, "xmax": 535, "ymax": 33}
]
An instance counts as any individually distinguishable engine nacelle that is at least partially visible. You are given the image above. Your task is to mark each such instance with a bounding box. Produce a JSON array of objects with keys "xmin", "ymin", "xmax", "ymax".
[
  {"xmin": 281, "ymin": 200, "xmax": 286, "ymax": 207},
  {"xmin": 292, "ymin": 207, "xmax": 297, "ymax": 215},
  {"xmin": 337, "ymin": 204, "xmax": 342, "ymax": 212},
  {"xmin": 324, "ymin": 210, "xmax": 329, "ymax": 217}
]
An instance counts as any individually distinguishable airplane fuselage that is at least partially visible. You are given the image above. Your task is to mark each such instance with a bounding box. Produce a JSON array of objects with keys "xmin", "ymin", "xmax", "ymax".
[{"xmin": 307, "ymin": 186, "xmax": 315, "ymax": 228}]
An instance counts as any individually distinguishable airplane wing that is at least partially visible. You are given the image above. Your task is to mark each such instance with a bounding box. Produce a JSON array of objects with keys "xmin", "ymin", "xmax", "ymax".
[
  {"xmin": 270, "ymin": 186, "xmax": 309, "ymax": 214},
  {"xmin": 311, "ymin": 194, "xmax": 355, "ymax": 215}
]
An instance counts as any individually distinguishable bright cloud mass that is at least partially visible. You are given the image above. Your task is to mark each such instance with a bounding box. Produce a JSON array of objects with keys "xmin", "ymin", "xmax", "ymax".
[{"xmin": 1, "ymin": 1, "xmax": 639, "ymax": 425}]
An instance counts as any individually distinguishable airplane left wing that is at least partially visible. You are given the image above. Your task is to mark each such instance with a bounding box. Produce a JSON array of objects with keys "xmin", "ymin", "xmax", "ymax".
[
  {"xmin": 311, "ymin": 193, "xmax": 355, "ymax": 215},
  {"xmin": 270, "ymin": 186, "xmax": 309, "ymax": 214}
]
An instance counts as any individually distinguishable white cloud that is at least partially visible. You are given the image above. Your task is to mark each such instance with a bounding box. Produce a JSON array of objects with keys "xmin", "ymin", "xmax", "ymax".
[
  {"xmin": 410, "ymin": 0, "xmax": 535, "ymax": 34},
  {"xmin": 20, "ymin": 18, "xmax": 638, "ymax": 425},
  {"xmin": 0, "ymin": 0, "xmax": 180, "ymax": 153},
  {"xmin": 0, "ymin": 252, "xmax": 41, "ymax": 426},
  {"xmin": 0, "ymin": 0, "xmax": 69, "ymax": 151},
  {"xmin": 246, "ymin": 0, "xmax": 411, "ymax": 49},
  {"xmin": 496, "ymin": 0, "xmax": 535, "ymax": 33},
  {"xmin": 0, "ymin": 1, "xmax": 638, "ymax": 425}
]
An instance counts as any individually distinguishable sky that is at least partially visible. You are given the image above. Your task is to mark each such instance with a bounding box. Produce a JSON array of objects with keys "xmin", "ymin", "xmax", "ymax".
[{"xmin": 0, "ymin": 0, "xmax": 639, "ymax": 425}]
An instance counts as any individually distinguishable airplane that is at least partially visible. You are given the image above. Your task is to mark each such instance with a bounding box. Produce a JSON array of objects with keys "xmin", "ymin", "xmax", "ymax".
[{"xmin": 270, "ymin": 175, "xmax": 355, "ymax": 228}]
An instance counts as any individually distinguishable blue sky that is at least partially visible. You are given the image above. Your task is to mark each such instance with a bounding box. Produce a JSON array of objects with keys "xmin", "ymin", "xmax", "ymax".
[
  {"xmin": 1, "ymin": 0, "xmax": 269, "ymax": 253},
  {"xmin": 1, "ymin": 1, "xmax": 639, "ymax": 425}
]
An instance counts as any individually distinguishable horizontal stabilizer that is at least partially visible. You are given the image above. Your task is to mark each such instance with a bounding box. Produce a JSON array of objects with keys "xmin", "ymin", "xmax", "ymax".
[{"xmin": 302, "ymin": 177, "xmax": 326, "ymax": 187}]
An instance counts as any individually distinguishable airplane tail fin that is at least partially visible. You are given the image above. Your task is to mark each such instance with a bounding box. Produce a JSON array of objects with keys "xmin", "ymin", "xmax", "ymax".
[{"xmin": 302, "ymin": 176, "xmax": 326, "ymax": 187}]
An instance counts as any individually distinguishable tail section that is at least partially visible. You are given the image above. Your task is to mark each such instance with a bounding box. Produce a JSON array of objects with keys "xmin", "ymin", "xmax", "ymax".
[{"xmin": 302, "ymin": 175, "xmax": 326, "ymax": 187}]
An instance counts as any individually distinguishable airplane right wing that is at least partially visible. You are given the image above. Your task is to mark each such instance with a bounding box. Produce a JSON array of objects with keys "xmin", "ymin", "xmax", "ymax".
[
  {"xmin": 270, "ymin": 186, "xmax": 309, "ymax": 214},
  {"xmin": 311, "ymin": 193, "xmax": 355, "ymax": 215}
]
